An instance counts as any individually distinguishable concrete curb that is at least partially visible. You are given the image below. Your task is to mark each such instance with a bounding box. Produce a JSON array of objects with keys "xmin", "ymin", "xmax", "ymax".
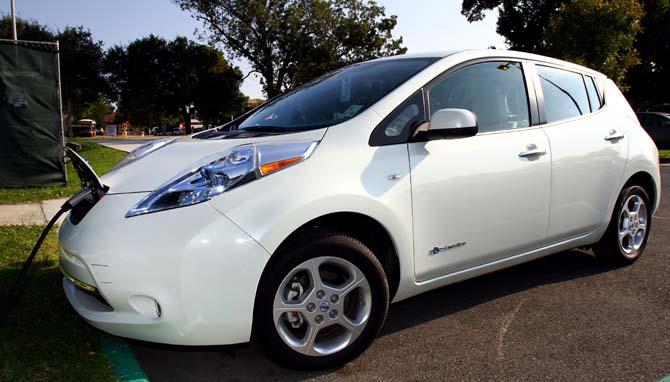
[
  {"xmin": 0, "ymin": 198, "xmax": 69, "ymax": 226},
  {"xmin": 100, "ymin": 334, "xmax": 150, "ymax": 382}
]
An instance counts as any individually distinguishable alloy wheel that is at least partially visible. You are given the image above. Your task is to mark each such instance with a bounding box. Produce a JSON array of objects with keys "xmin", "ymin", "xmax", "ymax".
[
  {"xmin": 617, "ymin": 194, "xmax": 648, "ymax": 257},
  {"xmin": 272, "ymin": 256, "xmax": 372, "ymax": 357}
]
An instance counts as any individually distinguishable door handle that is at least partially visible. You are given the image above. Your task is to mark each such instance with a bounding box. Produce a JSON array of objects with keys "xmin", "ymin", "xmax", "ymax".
[
  {"xmin": 519, "ymin": 144, "xmax": 546, "ymax": 158},
  {"xmin": 605, "ymin": 129, "xmax": 625, "ymax": 141}
]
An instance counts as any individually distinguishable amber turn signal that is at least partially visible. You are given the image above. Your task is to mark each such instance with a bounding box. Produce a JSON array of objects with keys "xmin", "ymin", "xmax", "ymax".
[{"xmin": 260, "ymin": 157, "xmax": 303, "ymax": 176}]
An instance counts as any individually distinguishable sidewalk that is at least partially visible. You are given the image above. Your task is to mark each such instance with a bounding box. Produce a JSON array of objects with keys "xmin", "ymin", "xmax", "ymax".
[
  {"xmin": 0, "ymin": 198, "xmax": 69, "ymax": 226},
  {"xmin": 0, "ymin": 141, "xmax": 140, "ymax": 226},
  {"xmin": 96, "ymin": 139, "xmax": 153, "ymax": 153}
]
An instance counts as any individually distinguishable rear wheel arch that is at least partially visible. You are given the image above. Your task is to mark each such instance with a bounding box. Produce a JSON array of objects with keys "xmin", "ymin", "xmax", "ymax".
[{"xmin": 625, "ymin": 171, "xmax": 657, "ymax": 208}]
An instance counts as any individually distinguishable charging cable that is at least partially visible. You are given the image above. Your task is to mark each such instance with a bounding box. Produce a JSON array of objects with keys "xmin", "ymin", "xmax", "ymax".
[{"xmin": 0, "ymin": 188, "xmax": 93, "ymax": 324}]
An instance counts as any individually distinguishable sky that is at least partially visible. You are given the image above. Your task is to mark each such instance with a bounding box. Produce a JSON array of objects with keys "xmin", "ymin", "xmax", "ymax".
[{"xmin": 0, "ymin": 0, "xmax": 504, "ymax": 99}]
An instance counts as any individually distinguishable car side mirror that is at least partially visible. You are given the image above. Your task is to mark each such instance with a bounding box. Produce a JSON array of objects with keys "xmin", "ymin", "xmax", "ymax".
[{"xmin": 426, "ymin": 108, "xmax": 478, "ymax": 140}]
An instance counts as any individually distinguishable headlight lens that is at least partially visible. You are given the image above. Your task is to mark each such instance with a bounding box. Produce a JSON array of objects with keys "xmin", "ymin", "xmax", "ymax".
[
  {"xmin": 126, "ymin": 141, "xmax": 317, "ymax": 217},
  {"xmin": 114, "ymin": 139, "xmax": 176, "ymax": 169}
]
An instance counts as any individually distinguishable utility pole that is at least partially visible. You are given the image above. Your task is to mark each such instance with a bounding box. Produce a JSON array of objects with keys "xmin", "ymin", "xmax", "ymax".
[{"xmin": 10, "ymin": 0, "xmax": 17, "ymax": 40}]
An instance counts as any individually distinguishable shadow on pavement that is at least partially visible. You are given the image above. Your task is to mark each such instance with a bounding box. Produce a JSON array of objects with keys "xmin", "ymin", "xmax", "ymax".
[{"xmin": 130, "ymin": 249, "xmax": 620, "ymax": 381}]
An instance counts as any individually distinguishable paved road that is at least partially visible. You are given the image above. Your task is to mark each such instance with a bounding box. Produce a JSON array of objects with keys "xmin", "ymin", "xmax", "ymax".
[{"xmin": 130, "ymin": 166, "xmax": 670, "ymax": 381}]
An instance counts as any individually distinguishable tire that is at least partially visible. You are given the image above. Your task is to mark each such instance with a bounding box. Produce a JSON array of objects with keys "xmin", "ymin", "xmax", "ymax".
[
  {"xmin": 252, "ymin": 230, "xmax": 389, "ymax": 370},
  {"xmin": 593, "ymin": 185, "xmax": 652, "ymax": 265}
]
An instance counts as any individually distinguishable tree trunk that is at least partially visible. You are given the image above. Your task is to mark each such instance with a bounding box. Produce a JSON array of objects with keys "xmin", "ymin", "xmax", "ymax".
[{"xmin": 182, "ymin": 107, "xmax": 192, "ymax": 135}]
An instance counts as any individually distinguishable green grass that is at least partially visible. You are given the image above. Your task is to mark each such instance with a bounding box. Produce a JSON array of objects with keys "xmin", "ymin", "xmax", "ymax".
[
  {"xmin": 0, "ymin": 142, "xmax": 127, "ymax": 204},
  {"xmin": 660, "ymin": 149, "xmax": 670, "ymax": 159},
  {"xmin": 0, "ymin": 226, "xmax": 115, "ymax": 381}
]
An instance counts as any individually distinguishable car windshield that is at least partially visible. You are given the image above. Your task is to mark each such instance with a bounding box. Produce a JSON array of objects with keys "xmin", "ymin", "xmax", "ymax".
[{"xmin": 237, "ymin": 58, "xmax": 438, "ymax": 132}]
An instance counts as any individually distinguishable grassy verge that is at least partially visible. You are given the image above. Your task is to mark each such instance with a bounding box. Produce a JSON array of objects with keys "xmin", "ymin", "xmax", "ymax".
[
  {"xmin": 0, "ymin": 142, "xmax": 127, "ymax": 205},
  {"xmin": 0, "ymin": 226, "xmax": 115, "ymax": 381},
  {"xmin": 660, "ymin": 149, "xmax": 670, "ymax": 159}
]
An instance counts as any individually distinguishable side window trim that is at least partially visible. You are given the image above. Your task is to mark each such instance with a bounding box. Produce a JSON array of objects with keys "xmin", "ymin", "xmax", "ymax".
[{"xmin": 523, "ymin": 62, "xmax": 545, "ymax": 125}]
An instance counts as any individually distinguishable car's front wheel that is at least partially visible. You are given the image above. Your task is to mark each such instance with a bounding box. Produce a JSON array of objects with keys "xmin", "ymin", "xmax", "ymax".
[
  {"xmin": 594, "ymin": 185, "xmax": 652, "ymax": 265},
  {"xmin": 253, "ymin": 231, "xmax": 389, "ymax": 370}
]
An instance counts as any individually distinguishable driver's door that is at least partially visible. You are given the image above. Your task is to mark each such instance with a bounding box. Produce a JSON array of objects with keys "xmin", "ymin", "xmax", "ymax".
[{"xmin": 410, "ymin": 60, "xmax": 552, "ymax": 282}]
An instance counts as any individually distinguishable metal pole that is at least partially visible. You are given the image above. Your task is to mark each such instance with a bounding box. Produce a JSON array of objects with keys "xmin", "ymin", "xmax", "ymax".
[
  {"xmin": 55, "ymin": 40, "xmax": 68, "ymax": 183},
  {"xmin": 10, "ymin": 0, "xmax": 17, "ymax": 41}
]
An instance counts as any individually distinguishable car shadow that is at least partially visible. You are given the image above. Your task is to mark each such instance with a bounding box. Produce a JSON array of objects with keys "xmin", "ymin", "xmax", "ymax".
[
  {"xmin": 129, "ymin": 249, "xmax": 621, "ymax": 381},
  {"xmin": 381, "ymin": 249, "xmax": 617, "ymax": 336}
]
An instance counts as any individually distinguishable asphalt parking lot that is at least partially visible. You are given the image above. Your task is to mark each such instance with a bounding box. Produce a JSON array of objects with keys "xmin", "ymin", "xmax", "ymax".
[{"xmin": 130, "ymin": 165, "xmax": 670, "ymax": 381}]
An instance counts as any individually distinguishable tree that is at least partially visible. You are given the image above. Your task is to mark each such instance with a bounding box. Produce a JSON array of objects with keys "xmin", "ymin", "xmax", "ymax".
[
  {"xmin": 461, "ymin": 0, "xmax": 562, "ymax": 54},
  {"xmin": 0, "ymin": 16, "xmax": 55, "ymax": 41},
  {"xmin": 105, "ymin": 36, "xmax": 246, "ymax": 132},
  {"xmin": 56, "ymin": 27, "xmax": 109, "ymax": 128},
  {"xmin": 627, "ymin": 0, "xmax": 670, "ymax": 108},
  {"xmin": 461, "ymin": 0, "xmax": 643, "ymax": 88},
  {"xmin": 165, "ymin": 37, "xmax": 246, "ymax": 132},
  {"xmin": 176, "ymin": 0, "xmax": 407, "ymax": 97},
  {"xmin": 79, "ymin": 96, "xmax": 114, "ymax": 129},
  {"xmin": 104, "ymin": 35, "xmax": 173, "ymax": 129},
  {"xmin": 545, "ymin": 0, "xmax": 643, "ymax": 88}
]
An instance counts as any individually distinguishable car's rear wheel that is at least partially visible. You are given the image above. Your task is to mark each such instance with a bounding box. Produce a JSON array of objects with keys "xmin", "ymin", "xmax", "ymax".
[
  {"xmin": 593, "ymin": 185, "xmax": 652, "ymax": 265},
  {"xmin": 253, "ymin": 231, "xmax": 389, "ymax": 370}
]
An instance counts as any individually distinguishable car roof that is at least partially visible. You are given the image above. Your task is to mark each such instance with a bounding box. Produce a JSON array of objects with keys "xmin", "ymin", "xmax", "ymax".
[{"xmin": 375, "ymin": 49, "xmax": 606, "ymax": 78}]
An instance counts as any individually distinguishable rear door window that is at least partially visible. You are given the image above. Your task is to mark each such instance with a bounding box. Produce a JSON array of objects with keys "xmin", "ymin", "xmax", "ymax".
[{"xmin": 537, "ymin": 65, "xmax": 590, "ymax": 123}]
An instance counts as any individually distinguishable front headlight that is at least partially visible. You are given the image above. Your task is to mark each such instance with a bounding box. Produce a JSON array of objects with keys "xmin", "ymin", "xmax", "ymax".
[{"xmin": 126, "ymin": 141, "xmax": 317, "ymax": 217}]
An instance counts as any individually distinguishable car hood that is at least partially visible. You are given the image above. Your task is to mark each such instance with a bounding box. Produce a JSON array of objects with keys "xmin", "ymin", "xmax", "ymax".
[{"xmin": 101, "ymin": 128, "xmax": 327, "ymax": 194}]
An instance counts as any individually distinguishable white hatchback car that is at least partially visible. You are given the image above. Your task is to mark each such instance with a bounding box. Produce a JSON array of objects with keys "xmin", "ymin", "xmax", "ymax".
[{"xmin": 59, "ymin": 50, "xmax": 660, "ymax": 370}]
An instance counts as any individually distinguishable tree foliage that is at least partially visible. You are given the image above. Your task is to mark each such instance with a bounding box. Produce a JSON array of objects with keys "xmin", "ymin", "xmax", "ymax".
[
  {"xmin": 176, "ymin": 0, "xmax": 406, "ymax": 97},
  {"xmin": 57, "ymin": 27, "xmax": 109, "ymax": 118},
  {"xmin": 462, "ymin": 0, "xmax": 670, "ymax": 107},
  {"xmin": 627, "ymin": 0, "xmax": 670, "ymax": 108},
  {"xmin": 0, "ymin": 16, "xmax": 54, "ymax": 41},
  {"xmin": 546, "ymin": 0, "xmax": 643, "ymax": 88},
  {"xmin": 105, "ymin": 36, "xmax": 246, "ymax": 132},
  {"xmin": 462, "ymin": 0, "xmax": 562, "ymax": 54}
]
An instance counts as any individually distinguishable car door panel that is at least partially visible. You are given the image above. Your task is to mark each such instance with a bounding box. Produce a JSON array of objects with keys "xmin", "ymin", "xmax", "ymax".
[{"xmin": 409, "ymin": 130, "xmax": 551, "ymax": 281}]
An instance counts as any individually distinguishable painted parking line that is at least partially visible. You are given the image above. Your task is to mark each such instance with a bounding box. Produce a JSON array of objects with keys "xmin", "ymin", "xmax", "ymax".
[
  {"xmin": 100, "ymin": 334, "xmax": 149, "ymax": 382},
  {"xmin": 654, "ymin": 216, "xmax": 670, "ymax": 220}
]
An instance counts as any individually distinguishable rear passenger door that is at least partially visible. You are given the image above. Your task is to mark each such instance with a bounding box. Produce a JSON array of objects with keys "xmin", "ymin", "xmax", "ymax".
[{"xmin": 533, "ymin": 64, "xmax": 628, "ymax": 242}]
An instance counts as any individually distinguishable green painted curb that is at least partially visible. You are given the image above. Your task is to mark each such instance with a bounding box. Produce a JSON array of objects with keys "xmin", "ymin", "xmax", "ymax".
[
  {"xmin": 100, "ymin": 334, "xmax": 149, "ymax": 382},
  {"xmin": 659, "ymin": 375, "xmax": 670, "ymax": 382}
]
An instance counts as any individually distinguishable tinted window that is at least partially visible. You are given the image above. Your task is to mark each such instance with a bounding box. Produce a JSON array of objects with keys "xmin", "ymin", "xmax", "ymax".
[
  {"xmin": 238, "ymin": 58, "xmax": 437, "ymax": 132},
  {"xmin": 537, "ymin": 66, "xmax": 590, "ymax": 123},
  {"xmin": 427, "ymin": 61, "xmax": 530, "ymax": 133},
  {"xmin": 370, "ymin": 91, "xmax": 425, "ymax": 145},
  {"xmin": 585, "ymin": 76, "xmax": 602, "ymax": 112}
]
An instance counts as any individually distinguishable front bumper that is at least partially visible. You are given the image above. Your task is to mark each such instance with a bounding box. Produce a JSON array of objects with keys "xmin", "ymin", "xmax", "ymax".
[{"xmin": 58, "ymin": 193, "xmax": 271, "ymax": 345}]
